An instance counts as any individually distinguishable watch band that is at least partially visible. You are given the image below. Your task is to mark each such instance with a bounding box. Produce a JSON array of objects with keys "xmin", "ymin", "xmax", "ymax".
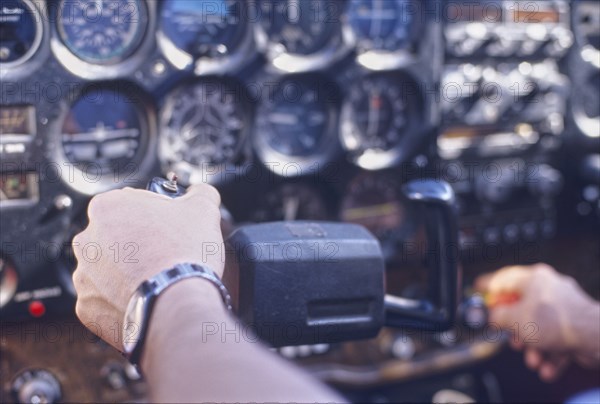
[{"xmin": 123, "ymin": 263, "xmax": 232, "ymax": 365}]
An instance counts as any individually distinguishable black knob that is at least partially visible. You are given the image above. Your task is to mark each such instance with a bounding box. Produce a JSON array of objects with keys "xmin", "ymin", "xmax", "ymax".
[{"xmin": 11, "ymin": 369, "xmax": 62, "ymax": 404}]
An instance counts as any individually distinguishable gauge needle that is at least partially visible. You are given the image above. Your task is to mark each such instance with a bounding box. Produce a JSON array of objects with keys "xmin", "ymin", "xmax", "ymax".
[
  {"xmin": 64, "ymin": 127, "xmax": 139, "ymax": 143},
  {"xmin": 288, "ymin": 0, "xmax": 300, "ymax": 24},
  {"xmin": 366, "ymin": 94, "xmax": 381, "ymax": 138},
  {"xmin": 268, "ymin": 112, "xmax": 298, "ymax": 125},
  {"xmin": 370, "ymin": 0, "xmax": 384, "ymax": 39},
  {"xmin": 283, "ymin": 196, "xmax": 300, "ymax": 221}
]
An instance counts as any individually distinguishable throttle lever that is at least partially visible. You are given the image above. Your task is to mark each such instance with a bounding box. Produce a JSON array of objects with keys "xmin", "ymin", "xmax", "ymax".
[{"xmin": 147, "ymin": 172, "xmax": 185, "ymax": 198}]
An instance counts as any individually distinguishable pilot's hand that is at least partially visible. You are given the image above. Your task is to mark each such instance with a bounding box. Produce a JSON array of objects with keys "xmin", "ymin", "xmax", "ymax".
[
  {"xmin": 71, "ymin": 184, "xmax": 224, "ymax": 350},
  {"xmin": 476, "ymin": 264, "xmax": 599, "ymax": 382}
]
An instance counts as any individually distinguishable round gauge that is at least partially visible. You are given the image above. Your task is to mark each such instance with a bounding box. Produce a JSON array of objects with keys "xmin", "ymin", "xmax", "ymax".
[
  {"xmin": 257, "ymin": 0, "xmax": 347, "ymax": 72},
  {"xmin": 159, "ymin": 0, "xmax": 249, "ymax": 68},
  {"xmin": 0, "ymin": 0, "xmax": 43, "ymax": 67},
  {"xmin": 60, "ymin": 86, "xmax": 153, "ymax": 194},
  {"xmin": 254, "ymin": 76, "xmax": 339, "ymax": 175},
  {"xmin": 341, "ymin": 73, "xmax": 420, "ymax": 170},
  {"xmin": 252, "ymin": 183, "xmax": 330, "ymax": 222},
  {"xmin": 346, "ymin": 0, "xmax": 420, "ymax": 52},
  {"xmin": 159, "ymin": 80, "xmax": 249, "ymax": 184},
  {"xmin": 340, "ymin": 172, "xmax": 415, "ymax": 260},
  {"xmin": 0, "ymin": 257, "xmax": 18, "ymax": 308},
  {"xmin": 56, "ymin": 0, "xmax": 148, "ymax": 64}
]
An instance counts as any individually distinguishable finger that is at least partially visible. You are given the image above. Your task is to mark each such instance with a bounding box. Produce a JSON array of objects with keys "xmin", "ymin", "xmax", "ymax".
[
  {"xmin": 525, "ymin": 348, "xmax": 543, "ymax": 370},
  {"xmin": 474, "ymin": 272, "xmax": 494, "ymax": 293},
  {"xmin": 180, "ymin": 183, "xmax": 221, "ymax": 206},
  {"xmin": 510, "ymin": 338, "xmax": 524, "ymax": 351},
  {"xmin": 539, "ymin": 354, "xmax": 570, "ymax": 383},
  {"xmin": 485, "ymin": 266, "xmax": 534, "ymax": 295},
  {"xmin": 121, "ymin": 186, "xmax": 173, "ymax": 200}
]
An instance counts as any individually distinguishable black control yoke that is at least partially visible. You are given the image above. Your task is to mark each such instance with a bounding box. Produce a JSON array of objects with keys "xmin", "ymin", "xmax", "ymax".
[{"xmin": 147, "ymin": 175, "xmax": 460, "ymax": 346}]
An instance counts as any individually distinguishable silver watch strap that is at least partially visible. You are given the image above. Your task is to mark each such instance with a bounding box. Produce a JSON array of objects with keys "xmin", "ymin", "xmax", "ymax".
[{"xmin": 148, "ymin": 263, "xmax": 232, "ymax": 311}]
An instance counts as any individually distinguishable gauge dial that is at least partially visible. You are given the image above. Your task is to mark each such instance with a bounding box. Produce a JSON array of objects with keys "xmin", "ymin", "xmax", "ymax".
[
  {"xmin": 347, "ymin": 0, "xmax": 419, "ymax": 52},
  {"xmin": 340, "ymin": 172, "xmax": 415, "ymax": 260},
  {"xmin": 259, "ymin": 0, "xmax": 343, "ymax": 56},
  {"xmin": 160, "ymin": 0, "xmax": 247, "ymax": 60},
  {"xmin": 254, "ymin": 76, "xmax": 339, "ymax": 174},
  {"xmin": 56, "ymin": 0, "xmax": 148, "ymax": 64},
  {"xmin": 252, "ymin": 183, "xmax": 330, "ymax": 222},
  {"xmin": 159, "ymin": 80, "xmax": 249, "ymax": 183},
  {"xmin": 0, "ymin": 0, "xmax": 42, "ymax": 66},
  {"xmin": 341, "ymin": 74, "xmax": 418, "ymax": 170},
  {"xmin": 61, "ymin": 87, "xmax": 150, "ymax": 191}
]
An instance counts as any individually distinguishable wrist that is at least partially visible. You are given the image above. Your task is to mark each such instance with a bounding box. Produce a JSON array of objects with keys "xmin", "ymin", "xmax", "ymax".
[
  {"xmin": 573, "ymin": 299, "xmax": 600, "ymax": 363},
  {"xmin": 141, "ymin": 277, "xmax": 231, "ymax": 368}
]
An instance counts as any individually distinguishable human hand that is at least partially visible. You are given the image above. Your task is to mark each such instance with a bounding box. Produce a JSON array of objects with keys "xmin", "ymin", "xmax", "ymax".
[
  {"xmin": 475, "ymin": 263, "xmax": 599, "ymax": 382},
  {"xmin": 71, "ymin": 184, "xmax": 224, "ymax": 350}
]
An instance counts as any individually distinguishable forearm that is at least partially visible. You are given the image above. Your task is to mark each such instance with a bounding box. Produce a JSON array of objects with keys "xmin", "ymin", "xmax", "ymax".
[{"xmin": 142, "ymin": 278, "xmax": 344, "ymax": 403}]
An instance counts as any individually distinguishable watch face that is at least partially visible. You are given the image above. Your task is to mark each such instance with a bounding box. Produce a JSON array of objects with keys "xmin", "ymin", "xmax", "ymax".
[{"xmin": 123, "ymin": 292, "xmax": 146, "ymax": 353}]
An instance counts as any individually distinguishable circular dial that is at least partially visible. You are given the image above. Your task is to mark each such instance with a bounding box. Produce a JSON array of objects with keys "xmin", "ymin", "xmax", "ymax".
[
  {"xmin": 252, "ymin": 183, "xmax": 330, "ymax": 222},
  {"xmin": 340, "ymin": 172, "xmax": 414, "ymax": 259},
  {"xmin": 0, "ymin": 0, "xmax": 42, "ymax": 65},
  {"xmin": 259, "ymin": 0, "xmax": 342, "ymax": 56},
  {"xmin": 160, "ymin": 0, "xmax": 247, "ymax": 60},
  {"xmin": 61, "ymin": 87, "xmax": 148, "ymax": 183},
  {"xmin": 341, "ymin": 74, "xmax": 417, "ymax": 169},
  {"xmin": 57, "ymin": 0, "xmax": 148, "ymax": 64},
  {"xmin": 347, "ymin": 0, "xmax": 419, "ymax": 52},
  {"xmin": 159, "ymin": 80, "xmax": 248, "ymax": 180},
  {"xmin": 255, "ymin": 77, "xmax": 338, "ymax": 166}
]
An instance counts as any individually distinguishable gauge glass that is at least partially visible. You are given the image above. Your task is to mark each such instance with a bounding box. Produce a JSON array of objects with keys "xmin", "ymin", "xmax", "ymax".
[
  {"xmin": 160, "ymin": 0, "xmax": 247, "ymax": 60},
  {"xmin": 57, "ymin": 0, "xmax": 148, "ymax": 64},
  {"xmin": 259, "ymin": 0, "xmax": 342, "ymax": 56},
  {"xmin": 252, "ymin": 183, "xmax": 329, "ymax": 222},
  {"xmin": 341, "ymin": 74, "xmax": 417, "ymax": 169},
  {"xmin": 347, "ymin": 0, "xmax": 419, "ymax": 52},
  {"xmin": 0, "ymin": 0, "xmax": 42, "ymax": 66},
  {"xmin": 255, "ymin": 77, "xmax": 336, "ymax": 161},
  {"xmin": 61, "ymin": 88, "xmax": 147, "ymax": 180},
  {"xmin": 160, "ymin": 81, "xmax": 248, "ymax": 172}
]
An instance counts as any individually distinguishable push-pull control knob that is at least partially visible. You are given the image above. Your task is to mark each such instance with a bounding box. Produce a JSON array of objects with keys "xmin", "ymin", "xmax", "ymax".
[
  {"xmin": 529, "ymin": 164, "xmax": 563, "ymax": 197},
  {"xmin": 11, "ymin": 369, "xmax": 62, "ymax": 404},
  {"xmin": 476, "ymin": 168, "xmax": 518, "ymax": 204}
]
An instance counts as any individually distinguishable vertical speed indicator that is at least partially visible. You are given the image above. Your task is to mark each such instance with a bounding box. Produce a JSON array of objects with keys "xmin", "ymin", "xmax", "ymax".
[{"xmin": 340, "ymin": 73, "xmax": 421, "ymax": 170}]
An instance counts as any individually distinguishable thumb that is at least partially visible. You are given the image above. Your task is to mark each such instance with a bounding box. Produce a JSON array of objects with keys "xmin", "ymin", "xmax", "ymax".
[
  {"xmin": 180, "ymin": 183, "xmax": 221, "ymax": 207},
  {"xmin": 488, "ymin": 304, "xmax": 521, "ymax": 329}
]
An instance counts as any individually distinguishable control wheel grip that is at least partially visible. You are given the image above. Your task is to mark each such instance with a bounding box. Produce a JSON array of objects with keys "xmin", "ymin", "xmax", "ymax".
[{"xmin": 384, "ymin": 179, "xmax": 460, "ymax": 331}]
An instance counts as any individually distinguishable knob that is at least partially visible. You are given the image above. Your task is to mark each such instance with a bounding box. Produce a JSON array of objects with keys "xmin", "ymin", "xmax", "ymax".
[
  {"xmin": 460, "ymin": 295, "xmax": 489, "ymax": 330},
  {"xmin": 11, "ymin": 369, "xmax": 62, "ymax": 404},
  {"xmin": 476, "ymin": 167, "xmax": 518, "ymax": 204},
  {"xmin": 529, "ymin": 164, "xmax": 563, "ymax": 197}
]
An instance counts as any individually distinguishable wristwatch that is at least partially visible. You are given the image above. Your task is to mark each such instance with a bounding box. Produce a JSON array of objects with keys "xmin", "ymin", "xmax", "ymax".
[{"xmin": 122, "ymin": 263, "xmax": 232, "ymax": 365}]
